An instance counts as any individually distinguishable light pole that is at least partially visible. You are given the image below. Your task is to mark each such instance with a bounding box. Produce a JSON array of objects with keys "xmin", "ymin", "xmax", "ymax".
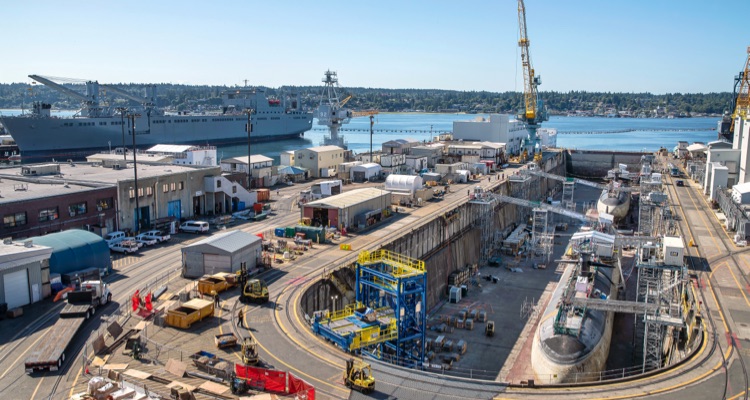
[
  {"xmin": 128, "ymin": 112, "xmax": 142, "ymax": 233},
  {"xmin": 116, "ymin": 107, "xmax": 127, "ymax": 160},
  {"xmin": 245, "ymin": 109, "xmax": 255, "ymax": 190},
  {"xmin": 331, "ymin": 294, "xmax": 338, "ymax": 314},
  {"xmin": 369, "ymin": 115, "xmax": 374, "ymax": 162}
]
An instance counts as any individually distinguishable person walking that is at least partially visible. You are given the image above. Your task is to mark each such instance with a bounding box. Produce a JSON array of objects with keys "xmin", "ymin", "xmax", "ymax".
[
  {"xmin": 214, "ymin": 292, "xmax": 221, "ymax": 309},
  {"xmin": 237, "ymin": 309, "xmax": 244, "ymax": 328}
]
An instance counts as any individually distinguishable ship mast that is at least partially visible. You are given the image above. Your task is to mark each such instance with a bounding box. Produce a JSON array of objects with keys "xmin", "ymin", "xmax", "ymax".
[
  {"xmin": 28, "ymin": 74, "xmax": 104, "ymax": 117},
  {"xmin": 315, "ymin": 70, "xmax": 351, "ymax": 149}
]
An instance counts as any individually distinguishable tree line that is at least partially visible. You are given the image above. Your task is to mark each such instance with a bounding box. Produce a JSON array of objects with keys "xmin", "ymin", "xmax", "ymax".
[{"xmin": 0, "ymin": 82, "xmax": 734, "ymax": 116}]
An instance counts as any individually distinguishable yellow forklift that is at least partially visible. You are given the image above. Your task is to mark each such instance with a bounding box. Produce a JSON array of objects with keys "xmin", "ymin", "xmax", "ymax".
[
  {"xmin": 344, "ymin": 358, "xmax": 375, "ymax": 394},
  {"xmin": 241, "ymin": 337, "xmax": 259, "ymax": 365},
  {"xmin": 240, "ymin": 279, "xmax": 269, "ymax": 304}
]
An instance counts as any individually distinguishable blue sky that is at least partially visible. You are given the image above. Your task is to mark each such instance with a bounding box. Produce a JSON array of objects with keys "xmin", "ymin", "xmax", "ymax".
[{"xmin": 3, "ymin": 1, "xmax": 747, "ymax": 93}]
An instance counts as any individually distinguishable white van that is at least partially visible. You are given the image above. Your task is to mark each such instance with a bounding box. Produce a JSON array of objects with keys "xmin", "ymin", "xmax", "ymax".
[
  {"xmin": 104, "ymin": 231, "xmax": 127, "ymax": 246},
  {"xmin": 179, "ymin": 220, "xmax": 209, "ymax": 234}
]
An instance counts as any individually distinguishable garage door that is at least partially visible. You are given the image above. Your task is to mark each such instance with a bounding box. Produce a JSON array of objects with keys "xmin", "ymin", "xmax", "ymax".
[
  {"xmin": 203, "ymin": 254, "xmax": 231, "ymax": 275},
  {"xmin": 3, "ymin": 269, "xmax": 30, "ymax": 309}
]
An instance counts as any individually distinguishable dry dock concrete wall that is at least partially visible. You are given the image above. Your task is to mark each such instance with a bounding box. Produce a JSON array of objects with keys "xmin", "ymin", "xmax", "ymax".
[
  {"xmin": 565, "ymin": 149, "xmax": 649, "ymax": 179},
  {"xmin": 301, "ymin": 151, "xmax": 567, "ymax": 314}
]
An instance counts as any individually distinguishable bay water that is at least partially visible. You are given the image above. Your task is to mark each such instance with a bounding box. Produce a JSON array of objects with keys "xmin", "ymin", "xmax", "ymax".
[{"xmin": 0, "ymin": 109, "xmax": 719, "ymax": 162}]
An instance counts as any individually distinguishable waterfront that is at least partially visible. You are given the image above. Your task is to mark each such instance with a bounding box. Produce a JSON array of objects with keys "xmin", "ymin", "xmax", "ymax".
[{"xmin": 1, "ymin": 109, "xmax": 718, "ymax": 162}]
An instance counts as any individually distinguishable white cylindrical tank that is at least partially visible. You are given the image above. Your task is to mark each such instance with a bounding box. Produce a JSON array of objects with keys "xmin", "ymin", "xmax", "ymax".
[{"xmin": 385, "ymin": 174, "xmax": 424, "ymax": 195}]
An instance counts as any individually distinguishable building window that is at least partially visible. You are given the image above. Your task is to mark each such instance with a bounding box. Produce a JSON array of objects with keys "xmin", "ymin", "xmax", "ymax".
[
  {"xmin": 179, "ymin": 181, "xmax": 184, "ymax": 190},
  {"xmin": 39, "ymin": 207, "xmax": 59, "ymax": 222},
  {"xmin": 138, "ymin": 187, "xmax": 144, "ymax": 197},
  {"xmin": 217, "ymin": 180, "xmax": 222, "ymax": 188},
  {"xmin": 146, "ymin": 186, "xmax": 153, "ymax": 196},
  {"xmin": 128, "ymin": 188, "xmax": 135, "ymax": 199},
  {"xmin": 232, "ymin": 186, "xmax": 237, "ymax": 194},
  {"xmin": 170, "ymin": 182, "xmax": 176, "ymax": 191},
  {"xmin": 68, "ymin": 202, "xmax": 87, "ymax": 216},
  {"xmin": 163, "ymin": 183, "xmax": 169, "ymax": 193},
  {"xmin": 97, "ymin": 198, "xmax": 113, "ymax": 210},
  {"xmin": 3, "ymin": 212, "xmax": 26, "ymax": 228}
]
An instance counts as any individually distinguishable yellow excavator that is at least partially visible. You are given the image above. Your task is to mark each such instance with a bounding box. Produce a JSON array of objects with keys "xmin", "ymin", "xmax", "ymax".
[
  {"xmin": 344, "ymin": 358, "xmax": 375, "ymax": 394},
  {"xmin": 240, "ymin": 279, "xmax": 269, "ymax": 304}
]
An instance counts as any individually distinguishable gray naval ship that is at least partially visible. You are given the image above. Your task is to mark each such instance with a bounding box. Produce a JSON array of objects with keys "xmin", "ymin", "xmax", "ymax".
[{"xmin": 0, "ymin": 75, "xmax": 313, "ymax": 161}]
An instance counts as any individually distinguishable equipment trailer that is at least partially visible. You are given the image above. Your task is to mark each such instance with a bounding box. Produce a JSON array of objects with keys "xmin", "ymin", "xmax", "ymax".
[{"xmin": 24, "ymin": 281, "xmax": 111, "ymax": 373}]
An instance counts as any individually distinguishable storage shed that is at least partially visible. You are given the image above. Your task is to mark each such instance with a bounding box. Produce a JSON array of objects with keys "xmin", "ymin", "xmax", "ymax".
[
  {"xmin": 301, "ymin": 188, "xmax": 391, "ymax": 231},
  {"xmin": 32, "ymin": 230, "xmax": 112, "ymax": 277},
  {"xmin": 0, "ymin": 239, "xmax": 53, "ymax": 309},
  {"xmin": 181, "ymin": 230, "xmax": 262, "ymax": 278},
  {"xmin": 350, "ymin": 163, "xmax": 382, "ymax": 183},
  {"xmin": 385, "ymin": 175, "xmax": 424, "ymax": 195}
]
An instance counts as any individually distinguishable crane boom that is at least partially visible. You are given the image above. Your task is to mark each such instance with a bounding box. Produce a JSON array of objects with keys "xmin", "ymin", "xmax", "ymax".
[
  {"xmin": 100, "ymin": 84, "xmax": 155, "ymax": 106},
  {"xmin": 732, "ymin": 47, "xmax": 750, "ymax": 127},
  {"xmin": 522, "ymin": 166, "xmax": 640, "ymax": 192},
  {"xmin": 29, "ymin": 74, "xmax": 95, "ymax": 104},
  {"xmin": 517, "ymin": 0, "xmax": 537, "ymax": 123}
]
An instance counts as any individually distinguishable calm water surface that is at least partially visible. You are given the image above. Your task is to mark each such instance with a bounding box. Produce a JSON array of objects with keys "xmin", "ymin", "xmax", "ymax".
[{"xmin": 0, "ymin": 109, "xmax": 719, "ymax": 162}]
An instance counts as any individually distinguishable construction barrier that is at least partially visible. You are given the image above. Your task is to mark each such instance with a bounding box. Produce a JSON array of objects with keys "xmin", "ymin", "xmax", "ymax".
[
  {"xmin": 340, "ymin": 244, "xmax": 352, "ymax": 251},
  {"xmin": 235, "ymin": 364, "xmax": 315, "ymax": 399}
]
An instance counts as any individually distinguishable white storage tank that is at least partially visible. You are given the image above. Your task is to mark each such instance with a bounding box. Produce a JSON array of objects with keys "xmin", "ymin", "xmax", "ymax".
[{"xmin": 385, "ymin": 174, "xmax": 423, "ymax": 195}]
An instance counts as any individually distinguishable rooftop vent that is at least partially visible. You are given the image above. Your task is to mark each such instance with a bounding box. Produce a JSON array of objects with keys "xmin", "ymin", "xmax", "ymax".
[
  {"xmin": 13, "ymin": 183, "xmax": 28, "ymax": 191},
  {"xmin": 2, "ymin": 238, "xmax": 12, "ymax": 245},
  {"xmin": 24, "ymin": 240, "xmax": 33, "ymax": 248}
]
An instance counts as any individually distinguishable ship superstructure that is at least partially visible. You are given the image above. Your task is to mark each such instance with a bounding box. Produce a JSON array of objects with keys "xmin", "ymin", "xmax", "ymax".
[{"xmin": 0, "ymin": 75, "xmax": 313, "ymax": 160}]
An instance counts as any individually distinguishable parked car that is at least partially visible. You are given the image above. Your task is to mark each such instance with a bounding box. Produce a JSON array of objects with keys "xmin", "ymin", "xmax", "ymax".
[
  {"xmin": 124, "ymin": 236, "xmax": 144, "ymax": 248},
  {"xmin": 140, "ymin": 230, "xmax": 171, "ymax": 243},
  {"xmin": 109, "ymin": 240, "xmax": 140, "ymax": 254},
  {"xmin": 104, "ymin": 231, "xmax": 127, "ymax": 246},
  {"xmin": 179, "ymin": 220, "xmax": 209, "ymax": 234},
  {"xmin": 676, "ymin": 180, "xmax": 684, "ymax": 187},
  {"xmin": 134, "ymin": 233, "xmax": 158, "ymax": 246}
]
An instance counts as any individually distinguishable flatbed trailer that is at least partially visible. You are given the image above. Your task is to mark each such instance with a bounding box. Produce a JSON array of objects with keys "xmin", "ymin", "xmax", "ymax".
[
  {"xmin": 24, "ymin": 316, "xmax": 86, "ymax": 372},
  {"xmin": 24, "ymin": 282, "xmax": 111, "ymax": 373}
]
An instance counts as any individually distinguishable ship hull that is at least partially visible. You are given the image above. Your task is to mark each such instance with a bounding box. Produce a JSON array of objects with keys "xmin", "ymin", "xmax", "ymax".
[
  {"xmin": 597, "ymin": 189, "xmax": 631, "ymax": 219},
  {"xmin": 0, "ymin": 112, "xmax": 312, "ymax": 160}
]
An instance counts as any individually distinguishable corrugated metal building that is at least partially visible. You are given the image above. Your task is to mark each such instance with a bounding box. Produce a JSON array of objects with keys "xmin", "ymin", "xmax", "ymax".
[
  {"xmin": 32, "ymin": 230, "xmax": 112, "ymax": 277},
  {"xmin": 300, "ymin": 188, "xmax": 391, "ymax": 231},
  {"xmin": 0, "ymin": 239, "xmax": 53, "ymax": 309},
  {"xmin": 181, "ymin": 230, "xmax": 262, "ymax": 278}
]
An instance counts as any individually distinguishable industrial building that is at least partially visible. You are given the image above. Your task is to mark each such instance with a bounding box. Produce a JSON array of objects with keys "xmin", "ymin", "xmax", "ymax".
[
  {"xmin": 220, "ymin": 155, "xmax": 275, "ymax": 187},
  {"xmin": 0, "ymin": 165, "xmax": 118, "ymax": 239},
  {"xmin": 181, "ymin": 230, "xmax": 263, "ymax": 278},
  {"xmin": 350, "ymin": 163, "xmax": 382, "ymax": 182},
  {"xmin": 452, "ymin": 114, "xmax": 529, "ymax": 155},
  {"xmin": 0, "ymin": 161, "xmax": 255, "ymax": 233},
  {"xmin": 32, "ymin": 229, "xmax": 112, "ymax": 278},
  {"xmin": 0, "ymin": 238, "xmax": 53, "ymax": 309},
  {"xmin": 300, "ymin": 188, "xmax": 391, "ymax": 230},
  {"xmin": 382, "ymin": 138, "xmax": 421, "ymax": 155},
  {"xmin": 294, "ymin": 145, "xmax": 346, "ymax": 178}
]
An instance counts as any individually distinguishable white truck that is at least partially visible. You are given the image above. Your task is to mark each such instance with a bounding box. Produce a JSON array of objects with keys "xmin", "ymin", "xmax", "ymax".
[
  {"xmin": 25, "ymin": 281, "xmax": 112, "ymax": 372},
  {"xmin": 109, "ymin": 240, "xmax": 140, "ymax": 253}
]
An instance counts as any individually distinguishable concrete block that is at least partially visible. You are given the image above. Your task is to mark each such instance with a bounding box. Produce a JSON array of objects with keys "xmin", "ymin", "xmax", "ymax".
[{"xmin": 6, "ymin": 308, "xmax": 23, "ymax": 318}]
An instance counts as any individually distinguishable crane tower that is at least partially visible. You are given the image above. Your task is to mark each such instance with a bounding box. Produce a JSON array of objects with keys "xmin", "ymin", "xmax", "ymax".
[
  {"xmin": 517, "ymin": 0, "xmax": 548, "ymax": 154},
  {"xmin": 316, "ymin": 70, "xmax": 353, "ymax": 149}
]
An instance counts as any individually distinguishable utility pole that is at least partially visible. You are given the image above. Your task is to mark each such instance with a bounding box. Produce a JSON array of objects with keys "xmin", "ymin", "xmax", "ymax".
[
  {"xmin": 116, "ymin": 107, "xmax": 127, "ymax": 160},
  {"xmin": 245, "ymin": 109, "xmax": 255, "ymax": 190},
  {"xmin": 128, "ymin": 112, "xmax": 142, "ymax": 233},
  {"xmin": 369, "ymin": 114, "xmax": 374, "ymax": 162}
]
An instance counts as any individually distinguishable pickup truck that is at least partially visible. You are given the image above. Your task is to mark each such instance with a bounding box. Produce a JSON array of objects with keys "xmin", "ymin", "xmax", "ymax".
[
  {"xmin": 140, "ymin": 230, "xmax": 171, "ymax": 243},
  {"xmin": 134, "ymin": 233, "xmax": 158, "ymax": 246},
  {"xmin": 109, "ymin": 240, "xmax": 139, "ymax": 253},
  {"xmin": 25, "ymin": 281, "xmax": 112, "ymax": 372}
]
